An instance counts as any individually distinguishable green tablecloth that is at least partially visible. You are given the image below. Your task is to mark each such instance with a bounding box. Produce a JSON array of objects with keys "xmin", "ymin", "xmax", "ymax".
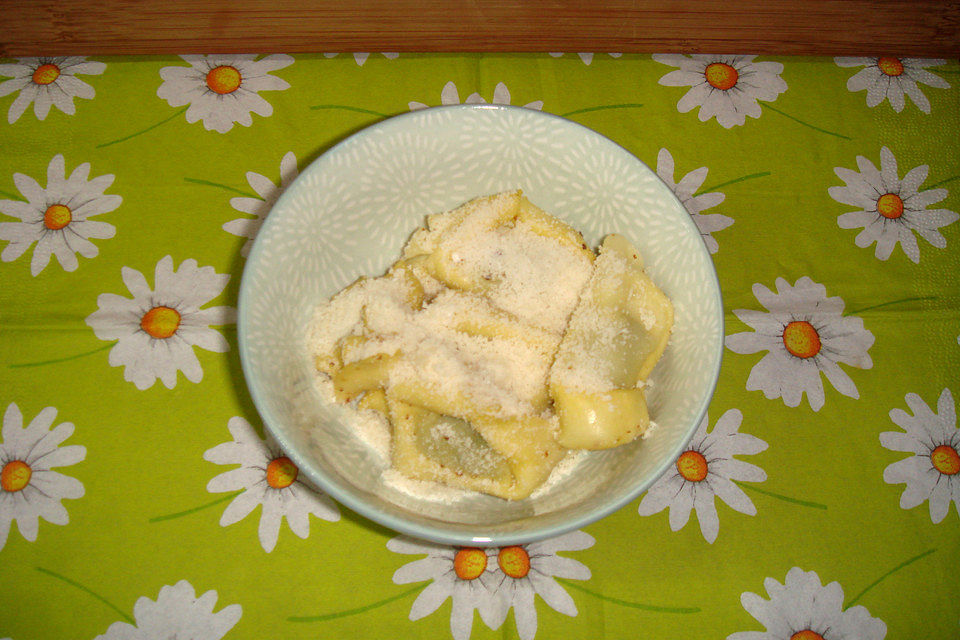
[{"xmin": 1, "ymin": 52, "xmax": 958, "ymax": 639}]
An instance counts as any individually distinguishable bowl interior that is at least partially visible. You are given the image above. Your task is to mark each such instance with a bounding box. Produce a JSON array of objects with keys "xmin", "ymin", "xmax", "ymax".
[{"xmin": 239, "ymin": 105, "xmax": 723, "ymax": 545}]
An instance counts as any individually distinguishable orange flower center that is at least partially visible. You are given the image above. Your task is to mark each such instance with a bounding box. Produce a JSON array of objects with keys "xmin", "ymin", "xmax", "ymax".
[
  {"xmin": 704, "ymin": 62, "xmax": 739, "ymax": 90},
  {"xmin": 1, "ymin": 460, "xmax": 32, "ymax": 492},
  {"xmin": 877, "ymin": 56, "xmax": 904, "ymax": 77},
  {"xmin": 44, "ymin": 204, "xmax": 72, "ymax": 230},
  {"xmin": 206, "ymin": 66, "xmax": 242, "ymax": 94},
  {"xmin": 498, "ymin": 545, "xmax": 531, "ymax": 579},
  {"xmin": 266, "ymin": 456, "xmax": 298, "ymax": 489},
  {"xmin": 677, "ymin": 450, "xmax": 708, "ymax": 482},
  {"xmin": 790, "ymin": 631, "xmax": 825, "ymax": 640},
  {"xmin": 32, "ymin": 63, "xmax": 61, "ymax": 85},
  {"xmin": 931, "ymin": 445, "xmax": 960, "ymax": 476},
  {"xmin": 782, "ymin": 320, "xmax": 822, "ymax": 359},
  {"xmin": 453, "ymin": 547, "xmax": 487, "ymax": 580},
  {"xmin": 140, "ymin": 306, "xmax": 181, "ymax": 339},
  {"xmin": 876, "ymin": 193, "xmax": 904, "ymax": 219}
]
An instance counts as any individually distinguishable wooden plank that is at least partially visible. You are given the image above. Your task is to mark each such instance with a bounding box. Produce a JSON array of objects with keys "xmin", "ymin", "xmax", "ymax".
[{"xmin": 1, "ymin": 0, "xmax": 959, "ymax": 57}]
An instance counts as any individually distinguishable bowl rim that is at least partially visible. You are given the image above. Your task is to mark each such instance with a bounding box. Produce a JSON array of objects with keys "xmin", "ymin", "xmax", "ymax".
[{"xmin": 238, "ymin": 103, "xmax": 725, "ymax": 546}]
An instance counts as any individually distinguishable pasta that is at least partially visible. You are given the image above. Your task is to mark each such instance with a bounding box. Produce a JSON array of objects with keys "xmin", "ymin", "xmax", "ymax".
[{"xmin": 307, "ymin": 190, "xmax": 673, "ymax": 499}]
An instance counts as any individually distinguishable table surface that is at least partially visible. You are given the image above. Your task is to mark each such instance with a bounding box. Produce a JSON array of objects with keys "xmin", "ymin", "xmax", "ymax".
[{"xmin": 1, "ymin": 52, "xmax": 958, "ymax": 639}]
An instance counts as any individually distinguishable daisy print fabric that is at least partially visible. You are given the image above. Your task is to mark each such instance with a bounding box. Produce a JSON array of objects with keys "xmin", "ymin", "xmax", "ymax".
[
  {"xmin": 830, "ymin": 146, "xmax": 958, "ymax": 263},
  {"xmin": 0, "ymin": 56, "xmax": 105, "ymax": 123},
  {"xmin": 652, "ymin": 54, "xmax": 787, "ymax": 128},
  {"xmin": 409, "ymin": 81, "xmax": 544, "ymax": 111},
  {"xmin": 157, "ymin": 54, "xmax": 294, "ymax": 133},
  {"xmin": 0, "ymin": 403, "xmax": 85, "ymax": 551},
  {"xmin": 638, "ymin": 409, "xmax": 766, "ymax": 543},
  {"xmin": 222, "ymin": 151, "xmax": 299, "ymax": 257},
  {"xmin": 85, "ymin": 256, "xmax": 236, "ymax": 389},
  {"xmin": 835, "ymin": 56, "xmax": 951, "ymax": 113},
  {"xmin": 880, "ymin": 388, "xmax": 959, "ymax": 523},
  {"xmin": 654, "ymin": 147, "xmax": 731, "ymax": 253},
  {"xmin": 725, "ymin": 277, "xmax": 875, "ymax": 411},
  {"xmin": 0, "ymin": 154, "xmax": 120, "ymax": 276},
  {"xmin": 204, "ymin": 416, "xmax": 339, "ymax": 552}
]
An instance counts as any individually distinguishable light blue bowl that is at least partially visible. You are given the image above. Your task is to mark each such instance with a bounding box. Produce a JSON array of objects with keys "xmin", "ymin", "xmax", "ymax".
[{"xmin": 238, "ymin": 105, "xmax": 723, "ymax": 546}]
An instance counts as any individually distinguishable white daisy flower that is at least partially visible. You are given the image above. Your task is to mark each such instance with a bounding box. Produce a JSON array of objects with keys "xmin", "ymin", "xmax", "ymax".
[
  {"xmin": 223, "ymin": 151, "xmax": 298, "ymax": 257},
  {"xmin": 652, "ymin": 54, "xmax": 787, "ymax": 128},
  {"xmin": 829, "ymin": 146, "xmax": 958, "ymax": 263},
  {"xmin": 322, "ymin": 52, "xmax": 399, "ymax": 66},
  {"xmin": 0, "ymin": 154, "xmax": 120, "ymax": 276},
  {"xmin": 204, "ymin": 416, "xmax": 339, "ymax": 553},
  {"xmin": 93, "ymin": 579, "xmax": 241, "ymax": 640},
  {"xmin": 655, "ymin": 148, "xmax": 731, "ymax": 254},
  {"xmin": 0, "ymin": 56, "xmax": 105, "ymax": 124},
  {"xmin": 880, "ymin": 388, "xmax": 959, "ymax": 524},
  {"xmin": 638, "ymin": 409, "xmax": 765, "ymax": 543},
  {"xmin": 727, "ymin": 567, "xmax": 886, "ymax": 640},
  {"xmin": 485, "ymin": 531, "xmax": 593, "ymax": 640},
  {"xmin": 835, "ymin": 57, "xmax": 950, "ymax": 113},
  {"xmin": 725, "ymin": 277, "xmax": 875, "ymax": 412},
  {"xmin": 84, "ymin": 256, "xmax": 236, "ymax": 390},
  {"xmin": 1, "ymin": 403, "xmax": 85, "ymax": 551},
  {"xmin": 409, "ymin": 81, "xmax": 543, "ymax": 111},
  {"xmin": 547, "ymin": 52, "xmax": 622, "ymax": 65},
  {"xmin": 157, "ymin": 54, "xmax": 294, "ymax": 133}
]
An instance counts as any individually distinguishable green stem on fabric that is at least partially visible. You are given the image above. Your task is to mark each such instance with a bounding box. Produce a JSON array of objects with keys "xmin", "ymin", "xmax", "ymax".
[
  {"xmin": 148, "ymin": 491, "xmax": 242, "ymax": 523},
  {"xmin": 845, "ymin": 548, "xmax": 936, "ymax": 608},
  {"xmin": 696, "ymin": 171, "xmax": 771, "ymax": 196},
  {"xmin": 309, "ymin": 105, "xmax": 390, "ymax": 117},
  {"xmin": 183, "ymin": 177, "xmax": 256, "ymax": 198},
  {"xmin": 557, "ymin": 579, "xmax": 701, "ymax": 613},
  {"xmin": 761, "ymin": 104, "xmax": 852, "ymax": 140},
  {"xmin": 844, "ymin": 296, "xmax": 937, "ymax": 317},
  {"xmin": 288, "ymin": 584, "xmax": 425, "ymax": 622},
  {"xmin": 0, "ymin": 188, "xmax": 25, "ymax": 201},
  {"xmin": 735, "ymin": 482, "xmax": 828, "ymax": 510},
  {"xmin": 9, "ymin": 343, "xmax": 113, "ymax": 369},
  {"xmin": 934, "ymin": 68, "xmax": 960, "ymax": 74},
  {"xmin": 96, "ymin": 106, "xmax": 189, "ymax": 149},
  {"xmin": 560, "ymin": 103, "xmax": 644, "ymax": 117},
  {"xmin": 36, "ymin": 566, "xmax": 134, "ymax": 624},
  {"xmin": 926, "ymin": 174, "xmax": 960, "ymax": 189}
]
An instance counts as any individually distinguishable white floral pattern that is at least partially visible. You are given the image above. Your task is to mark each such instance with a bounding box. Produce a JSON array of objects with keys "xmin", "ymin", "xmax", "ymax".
[
  {"xmin": 652, "ymin": 54, "xmax": 787, "ymax": 128},
  {"xmin": 0, "ymin": 56, "xmax": 105, "ymax": 124},
  {"xmin": 829, "ymin": 146, "xmax": 958, "ymax": 263},
  {"xmin": 157, "ymin": 54, "xmax": 294, "ymax": 133},
  {"xmin": 725, "ymin": 277, "xmax": 875, "ymax": 411},
  {"xmin": 638, "ymin": 409, "xmax": 766, "ymax": 543},
  {"xmin": 880, "ymin": 388, "xmax": 959, "ymax": 524},
  {"xmin": 93, "ymin": 579, "xmax": 241, "ymax": 640},
  {"xmin": 323, "ymin": 52, "xmax": 399, "ymax": 66},
  {"xmin": 0, "ymin": 154, "xmax": 120, "ymax": 276},
  {"xmin": 223, "ymin": 151, "xmax": 299, "ymax": 257},
  {"xmin": 655, "ymin": 148, "xmax": 731, "ymax": 253},
  {"xmin": 835, "ymin": 57, "xmax": 950, "ymax": 113},
  {"xmin": 1, "ymin": 403, "xmax": 85, "ymax": 551},
  {"xmin": 727, "ymin": 567, "xmax": 886, "ymax": 639},
  {"xmin": 409, "ymin": 81, "xmax": 543, "ymax": 111},
  {"xmin": 204, "ymin": 416, "xmax": 340, "ymax": 552},
  {"xmin": 547, "ymin": 52, "xmax": 622, "ymax": 65},
  {"xmin": 85, "ymin": 256, "xmax": 236, "ymax": 390}
]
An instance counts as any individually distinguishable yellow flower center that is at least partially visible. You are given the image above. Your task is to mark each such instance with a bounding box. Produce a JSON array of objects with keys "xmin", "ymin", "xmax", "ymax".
[
  {"xmin": 453, "ymin": 548, "xmax": 487, "ymax": 580},
  {"xmin": 790, "ymin": 631, "xmax": 825, "ymax": 640},
  {"xmin": 677, "ymin": 450, "xmax": 708, "ymax": 482},
  {"xmin": 44, "ymin": 204, "xmax": 73, "ymax": 230},
  {"xmin": 1, "ymin": 460, "xmax": 32, "ymax": 492},
  {"xmin": 32, "ymin": 63, "xmax": 61, "ymax": 85},
  {"xmin": 877, "ymin": 56, "xmax": 904, "ymax": 77},
  {"xmin": 206, "ymin": 66, "xmax": 242, "ymax": 94},
  {"xmin": 498, "ymin": 545, "xmax": 531, "ymax": 579},
  {"xmin": 931, "ymin": 444, "xmax": 960, "ymax": 476},
  {"xmin": 782, "ymin": 320, "xmax": 822, "ymax": 359},
  {"xmin": 266, "ymin": 456, "xmax": 298, "ymax": 489},
  {"xmin": 704, "ymin": 62, "xmax": 739, "ymax": 91},
  {"xmin": 876, "ymin": 193, "xmax": 904, "ymax": 219},
  {"xmin": 140, "ymin": 306, "xmax": 181, "ymax": 339}
]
